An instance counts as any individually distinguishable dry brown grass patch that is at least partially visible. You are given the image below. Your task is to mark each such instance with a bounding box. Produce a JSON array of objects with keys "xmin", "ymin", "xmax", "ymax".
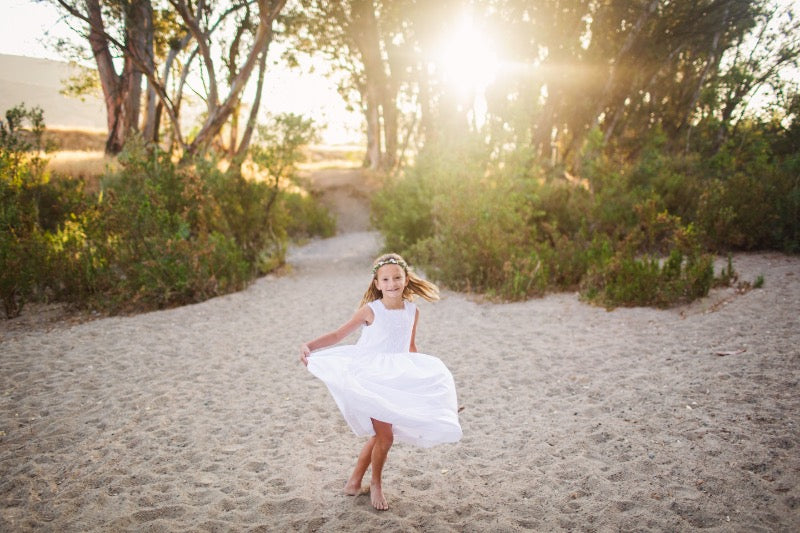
[{"xmin": 44, "ymin": 128, "xmax": 107, "ymax": 151}]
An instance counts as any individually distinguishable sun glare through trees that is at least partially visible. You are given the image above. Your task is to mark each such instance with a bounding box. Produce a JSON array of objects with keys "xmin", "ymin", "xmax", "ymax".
[{"xmin": 433, "ymin": 10, "xmax": 499, "ymax": 129}]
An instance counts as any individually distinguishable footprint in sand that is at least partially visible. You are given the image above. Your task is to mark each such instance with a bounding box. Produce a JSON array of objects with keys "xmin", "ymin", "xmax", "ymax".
[
  {"xmin": 409, "ymin": 477, "xmax": 432, "ymax": 491},
  {"xmin": 131, "ymin": 505, "xmax": 186, "ymax": 523},
  {"xmin": 259, "ymin": 497, "xmax": 312, "ymax": 516}
]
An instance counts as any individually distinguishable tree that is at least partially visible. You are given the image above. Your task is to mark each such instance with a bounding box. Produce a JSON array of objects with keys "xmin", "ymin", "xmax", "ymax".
[
  {"xmin": 287, "ymin": 0, "xmax": 439, "ymax": 170},
  {"xmin": 709, "ymin": 2, "xmax": 800, "ymax": 150},
  {"xmin": 53, "ymin": 0, "xmax": 155, "ymax": 154},
  {"xmin": 53, "ymin": 0, "xmax": 287, "ymax": 159},
  {"xmin": 477, "ymin": 0, "xmax": 798, "ymax": 167}
]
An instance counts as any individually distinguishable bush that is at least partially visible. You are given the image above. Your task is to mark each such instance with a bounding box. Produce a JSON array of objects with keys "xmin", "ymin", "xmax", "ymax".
[
  {"xmin": 86, "ymin": 135, "xmax": 330, "ymax": 311},
  {"xmin": 582, "ymin": 249, "xmax": 714, "ymax": 309},
  {"xmin": 280, "ymin": 190, "xmax": 337, "ymax": 240},
  {"xmin": 1, "ymin": 107, "xmax": 334, "ymax": 317},
  {"xmin": 411, "ymin": 176, "xmax": 535, "ymax": 296},
  {"xmin": 0, "ymin": 104, "xmax": 50, "ymax": 317},
  {"xmin": 369, "ymin": 107, "xmax": 798, "ymax": 309},
  {"xmin": 686, "ymin": 120, "xmax": 800, "ymax": 252},
  {"xmin": 92, "ymin": 142, "xmax": 223, "ymax": 307},
  {"xmin": 372, "ymin": 135, "xmax": 720, "ymax": 307},
  {"xmin": 371, "ymin": 170, "xmax": 435, "ymax": 254},
  {"xmin": 374, "ymin": 139, "xmax": 546, "ymax": 298}
]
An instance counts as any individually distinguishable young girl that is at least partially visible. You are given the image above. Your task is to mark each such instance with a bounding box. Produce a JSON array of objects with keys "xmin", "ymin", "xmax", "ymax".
[{"xmin": 300, "ymin": 253, "xmax": 462, "ymax": 510}]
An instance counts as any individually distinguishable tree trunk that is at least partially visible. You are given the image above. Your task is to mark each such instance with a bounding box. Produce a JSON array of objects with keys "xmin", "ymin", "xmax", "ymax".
[
  {"xmin": 105, "ymin": 98, "xmax": 126, "ymax": 154},
  {"xmin": 682, "ymin": 3, "xmax": 729, "ymax": 152},
  {"xmin": 122, "ymin": 56, "xmax": 141, "ymax": 137},
  {"xmin": 84, "ymin": 0, "xmax": 124, "ymax": 154},
  {"xmin": 79, "ymin": 0, "xmax": 155, "ymax": 154},
  {"xmin": 232, "ymin": 44, "xmax": 270, "ymax": 171},
  {"xmin": 128, "ymin": 1, "xmax": 157, "ymax": 143},
  {"xmin": 381, "ymin": 82, "xmax": 398, "ymax": 169},
  {"xmin": 350, "ymin": 0, "xmax": 397, "ymax": 169},
  {"xmin": 157, "ymin": 34, "xmax": 191, "ymax": 150},
  {"xmin": 363, "ymin": 80, "xmax": 382, "ymax": 169},
  {"xmin": 172, "ymin": 0, "xmax": 220, "ymax": 113},
  {"xmin": 418, "ymin": 69, "xmax": 435, "ymax": 146},
  {"xmin": 594, "ymin": 0, "xmax": 659, "ymax": 130}
]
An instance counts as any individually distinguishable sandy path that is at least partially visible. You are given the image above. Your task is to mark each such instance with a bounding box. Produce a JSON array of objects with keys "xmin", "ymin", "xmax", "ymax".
[
  {"xmin": 1, "ymin": 170, "xmax": 799, "ymax": 531},
  {"xmin": 303, "ymin": 167, "xmax": 376, "ymax": 234}
]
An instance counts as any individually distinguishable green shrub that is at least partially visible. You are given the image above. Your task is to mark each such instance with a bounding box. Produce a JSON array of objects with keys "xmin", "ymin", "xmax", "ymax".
[
  {"xmin": 580, "ymin": 201, "xmax": 714, "ymax": 308},
  {"xmin": 60, "ymin": 116, "xmax": 332, "ymax": 312},
  {"xmin": 714, "ymin": 254, "xmax": 738, "ymax": 287},
  {"xmin": 2, "ymin": 105, "xmax": 335, "ymax": 317},
  {"xmin": 373, "ymin": 137, "xmax": 718, "ymax": 307},
  {"xmin": 583, "ymin": 249, "xmax": 714, "ymax": 309},
  {"xmin": 371, "ymin": 170, "xmax": 435, "ymax": 254},
  {"xmin": 89, "ymin": 139, "xmax": 274, "ymax": 311},
  {"xmin": 245, "ymin": 112, "xmax": 332, "ymax": 267},
  {"xmin": 691, "ymin": 124, "xmax": 800, "ymax": 251},
  {"xmin": 280, "ymin": 190, "xmax": 336, "ymax": 240},
  {"xmin": 0, "ymin": 104, "xmax": 50, "ymax": 317},
  {"xmin": 410, "ymin": 175, "xmax": 536, "ymax": 296},
  {"xmin": 199, "ymin": 158, "xmax": 283, "ymax": 272},
  {"xmin": 42, "ymin": 209, "xmax": 105, "ymax": 304},
  {"xmin": 373, "ymin": 138, "xmax": 542, "ymax": 298},
  {"xmin": 369, "ymin": 106, "xmax": 797, "ymax": 309}
]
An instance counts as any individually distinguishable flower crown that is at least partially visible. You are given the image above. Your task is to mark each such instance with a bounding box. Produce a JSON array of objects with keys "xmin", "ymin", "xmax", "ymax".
[{"xmin": 372, "ymin": 257, "xmax": 408, "ymax": 275}]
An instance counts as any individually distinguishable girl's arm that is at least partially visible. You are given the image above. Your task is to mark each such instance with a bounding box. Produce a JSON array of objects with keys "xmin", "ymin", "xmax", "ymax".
[
  {"xmin": 300, "ymin": 305, "xmax": 374, "ymax": 366},
  {"xmin": 409, "ymin": 308, "xmax": 420, "ymax": 353}
]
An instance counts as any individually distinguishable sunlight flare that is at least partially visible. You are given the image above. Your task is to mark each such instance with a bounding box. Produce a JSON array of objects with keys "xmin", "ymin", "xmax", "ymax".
[
  {"xmin": 435, "ymin": 13, "xmax": 498, "ymax": 95},
  {"xmin": 433, "ymin": 12, "xmax": 499, "ymax": 129}
]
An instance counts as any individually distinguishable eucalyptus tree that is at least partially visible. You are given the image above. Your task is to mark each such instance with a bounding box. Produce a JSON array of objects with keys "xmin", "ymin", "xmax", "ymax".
[
  {"xmin": 286, "ymin": 0, "xmax": 398, "ymax": 169},
  {"xmin": 285, "ymin": 0, "xmax": 462, "ymax": 170},
  {"xmin": 479, "ymin": 0, "xmax": 797, "ymax": 167},
  {"xmin": 580, "ymin": 0, "xmax": 799, "ymax": 157},
  {"xmin": 706, "ymin": 2, "xmax": 800, "ymax": 150},
  {"xmin": 53, "ymin": 0, "xmax": 155, "ymax": 153},
  {"xmin": 52, "ymin": 0, "xmax": 287, "ymax": 159},
  {"xmin": 590, "ymin": 0, "xmax": 764, "ymax": 153}
]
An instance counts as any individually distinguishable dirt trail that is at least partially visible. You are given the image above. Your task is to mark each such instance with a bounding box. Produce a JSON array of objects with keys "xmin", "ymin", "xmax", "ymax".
[{"xmin": 303, "ymin": 167, "xmax": 375, "ymax": 234}]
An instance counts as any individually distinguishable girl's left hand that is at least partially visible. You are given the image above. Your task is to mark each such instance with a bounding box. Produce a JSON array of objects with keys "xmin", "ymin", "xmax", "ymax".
[{"xmin": 300, "ymin": 344, "xmax": 311, "ymax": 366}]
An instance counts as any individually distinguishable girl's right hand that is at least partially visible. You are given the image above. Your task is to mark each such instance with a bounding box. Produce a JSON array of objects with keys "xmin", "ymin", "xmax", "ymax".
[{"xmin": 300, "ymin": 343, "xmax": 311, "ymax": 366}]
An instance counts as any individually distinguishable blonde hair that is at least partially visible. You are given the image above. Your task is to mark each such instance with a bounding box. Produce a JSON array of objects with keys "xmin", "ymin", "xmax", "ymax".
[{"xmin": 360, "ymin": 253, "xmax": 440, "ymax": 307}]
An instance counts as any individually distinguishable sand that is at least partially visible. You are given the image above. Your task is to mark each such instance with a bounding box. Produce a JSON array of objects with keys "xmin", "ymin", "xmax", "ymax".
[{"xmin": 1, "ymin": 170, "xmax": 799, "ymax": 531}]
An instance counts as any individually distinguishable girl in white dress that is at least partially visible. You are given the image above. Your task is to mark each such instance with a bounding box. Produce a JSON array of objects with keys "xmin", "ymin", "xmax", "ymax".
[{"xmin": 300, "ymin": 253, "xmax": 462, "ymax": 510}]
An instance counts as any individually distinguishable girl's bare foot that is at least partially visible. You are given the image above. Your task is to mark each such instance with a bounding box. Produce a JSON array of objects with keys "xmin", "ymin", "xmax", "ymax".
[
  {"xmin": 370, "ymin": 484, "xmax": 388, "ymax": 510},
  {"xmin": 343, "ymin": 478, "xmax": 362, "ymax": 496}
]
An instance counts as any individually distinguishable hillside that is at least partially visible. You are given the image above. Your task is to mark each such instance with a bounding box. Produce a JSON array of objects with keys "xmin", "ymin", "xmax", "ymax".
[{"xmin": 0, "ymin": 53, "xmax": 105, "ymax": 130}]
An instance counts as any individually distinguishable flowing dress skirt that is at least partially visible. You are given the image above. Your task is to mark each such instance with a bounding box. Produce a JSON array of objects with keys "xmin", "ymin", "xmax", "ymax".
[{"xmin": 307, "ymin": 346, "xmax": 462, "ymax": 447}]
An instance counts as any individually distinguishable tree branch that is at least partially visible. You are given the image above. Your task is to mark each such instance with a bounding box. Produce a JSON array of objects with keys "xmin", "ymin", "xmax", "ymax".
[{"xmin": 169, "ymin": 0, "xmax": 219, "ymax": 111}]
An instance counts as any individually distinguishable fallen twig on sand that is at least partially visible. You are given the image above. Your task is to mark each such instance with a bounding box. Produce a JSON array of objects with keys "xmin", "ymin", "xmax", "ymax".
[{"xmin": 714, "ymin": 348, "xmax": 747, "ymax": 356}]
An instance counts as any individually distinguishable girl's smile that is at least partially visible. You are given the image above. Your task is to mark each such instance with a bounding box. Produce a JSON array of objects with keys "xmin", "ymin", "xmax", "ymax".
[{"xmin": 374, "ymin": 264, "xmax": 408, "ymax": 305}]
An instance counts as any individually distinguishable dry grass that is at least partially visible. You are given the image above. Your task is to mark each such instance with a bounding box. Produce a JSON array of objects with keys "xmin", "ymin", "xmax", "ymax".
[
  {"xmin": 41, "ymin": 128, "xmax": 112, "ymax": 186},
  {"xmin": 39, "ymin": 127, "xmax": 364, "ymax": 187},
  {"xmin": 300, "ymin": 144, "xmax": 364, "ymax": 171},
  {"xmin": 44, "ymin": 128, "xmax": 107, "ymax": 152},
  {"xmin": 47, "ymin": 150, "xmax": 116, "ymax": 185}
]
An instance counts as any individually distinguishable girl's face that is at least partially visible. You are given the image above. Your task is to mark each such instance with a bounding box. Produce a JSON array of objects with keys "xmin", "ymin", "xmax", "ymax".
[{"xmin": 374, "ymin": 264, "xmax": 408, "ymax": 299}]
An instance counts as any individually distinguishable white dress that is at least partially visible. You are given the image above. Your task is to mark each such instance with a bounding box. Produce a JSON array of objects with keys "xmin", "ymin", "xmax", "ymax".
[{"xmin": 307, "ymin": 299, "xmax": 462, "ymax": 447}]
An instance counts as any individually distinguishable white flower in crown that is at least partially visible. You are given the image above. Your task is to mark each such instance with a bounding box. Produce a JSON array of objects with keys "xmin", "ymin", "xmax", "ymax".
[{"xmin": 372, "ymin": 257, "xmax": 408, "ymax": 274}]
